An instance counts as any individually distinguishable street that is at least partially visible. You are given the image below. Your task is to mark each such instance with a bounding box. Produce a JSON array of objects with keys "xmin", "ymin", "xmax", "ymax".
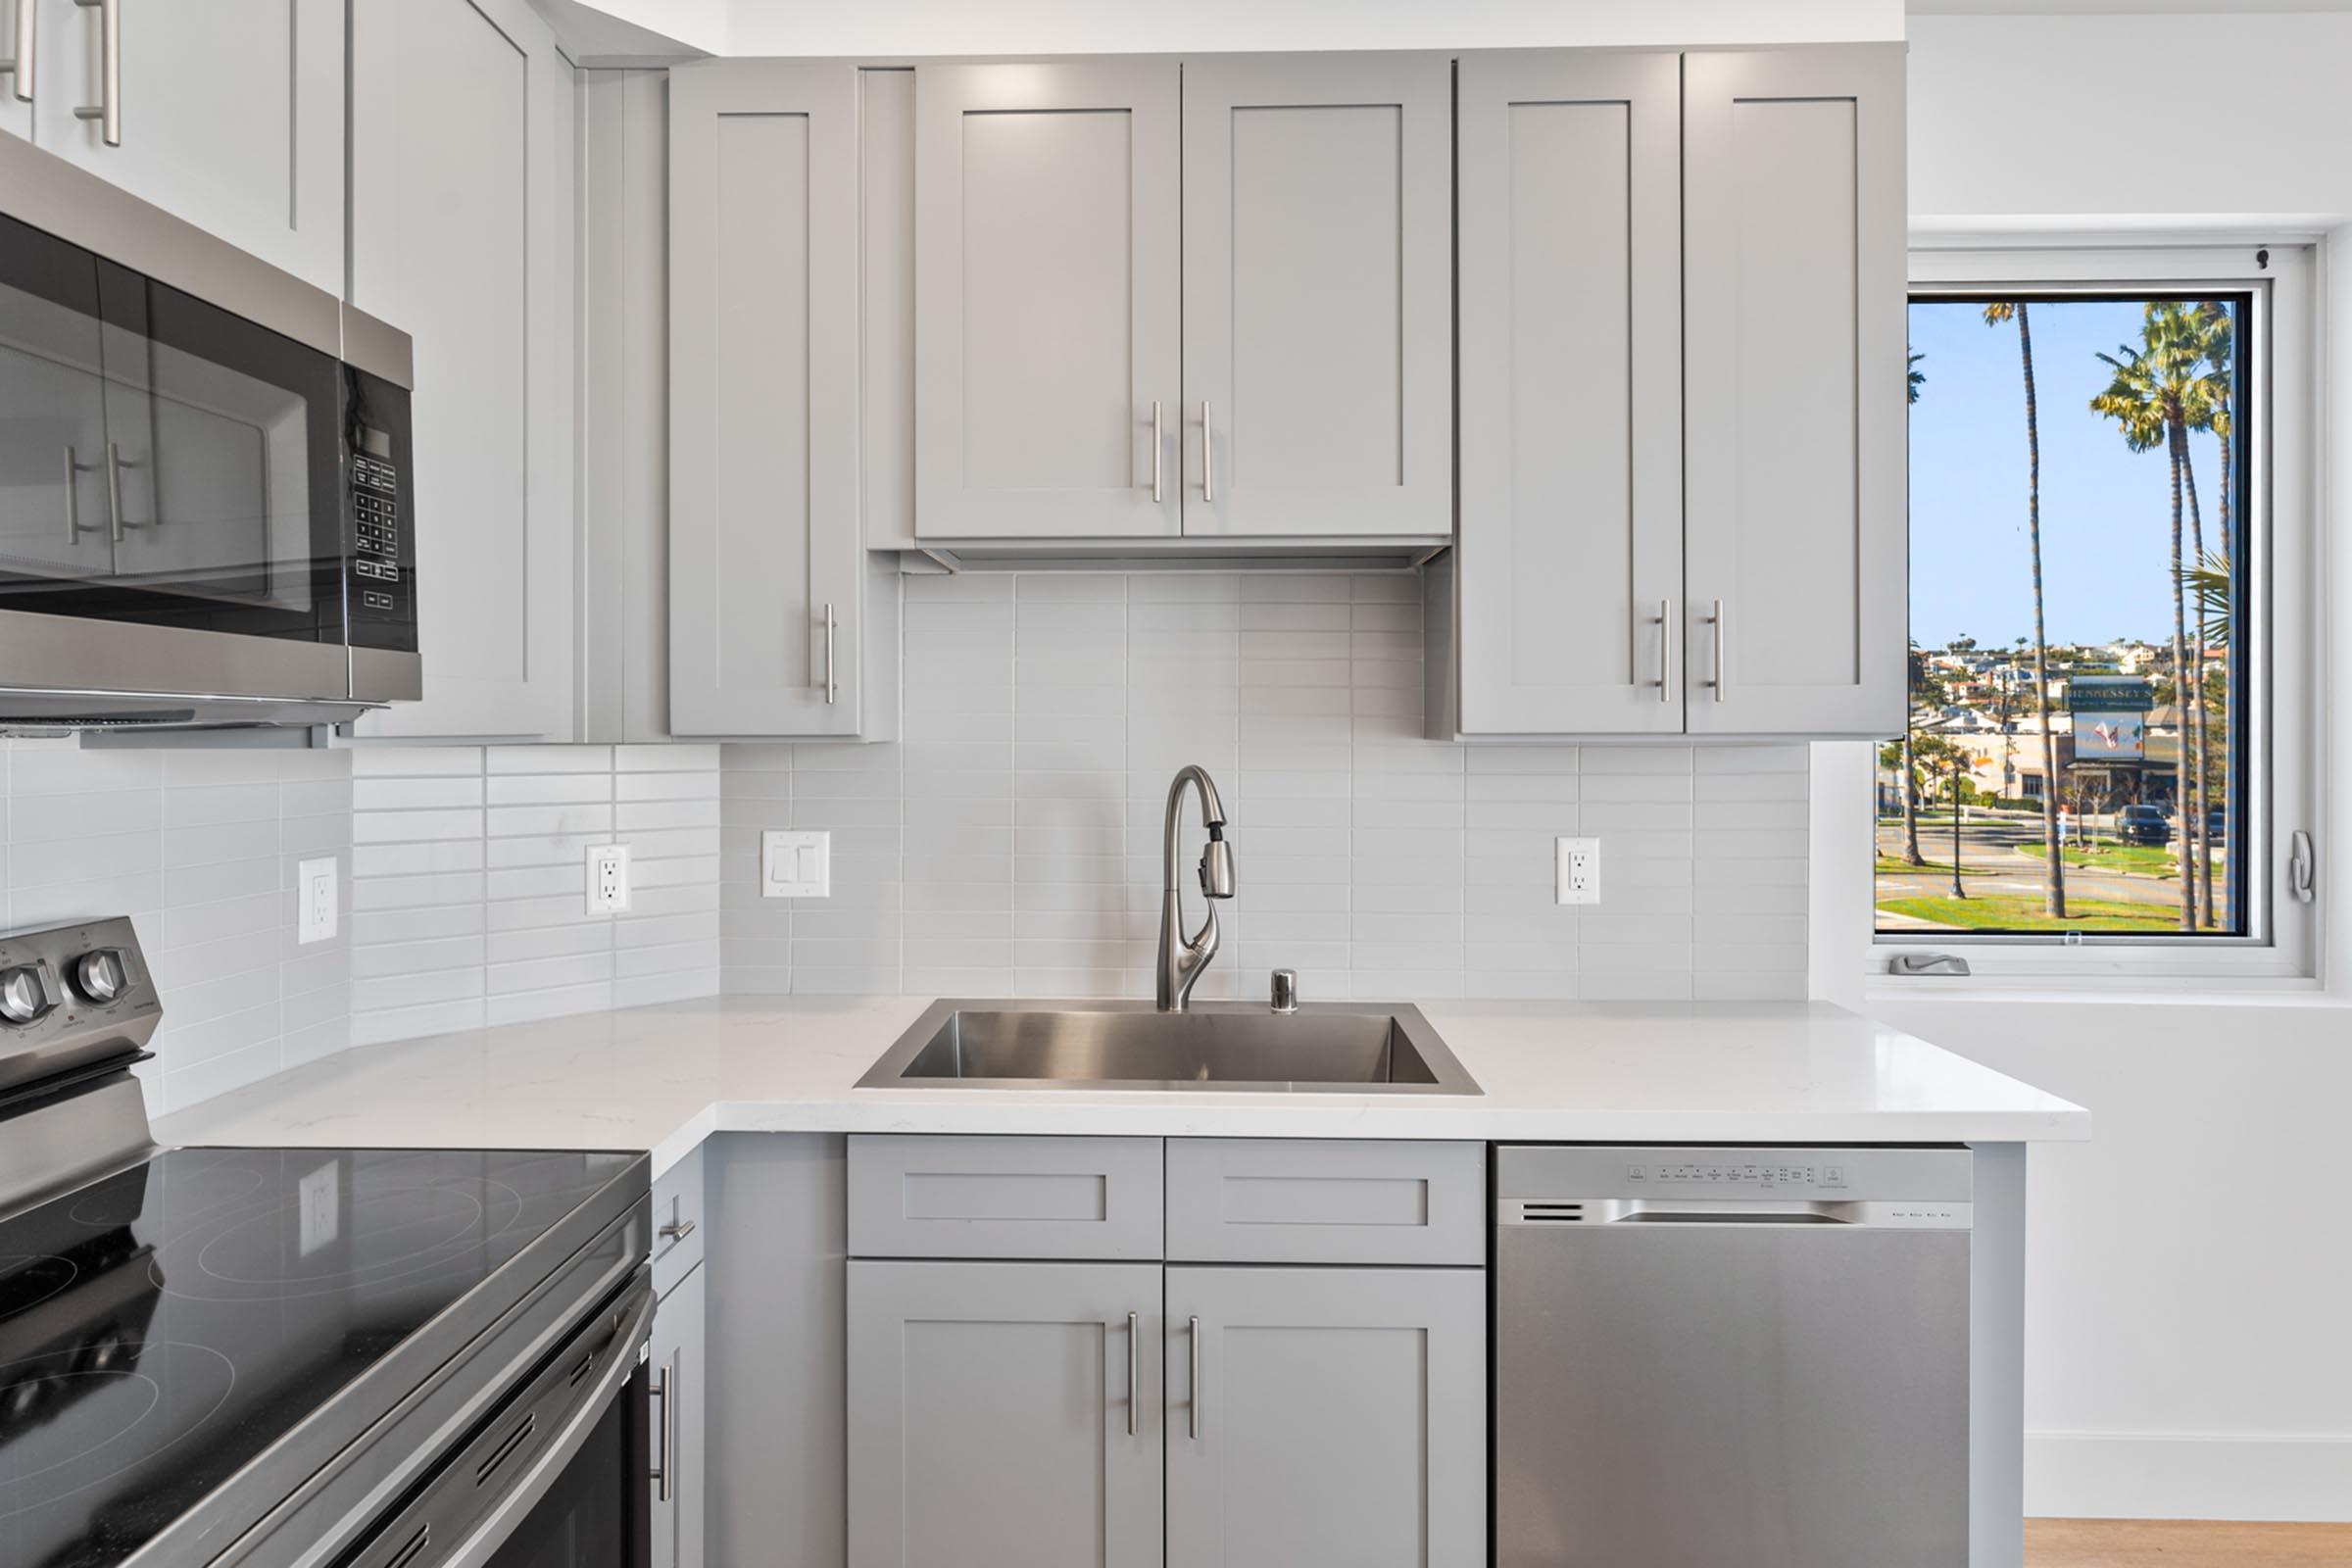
[{"xmin": 1877, "ymin": 808, "xmax": 2226, "ymax": 931}]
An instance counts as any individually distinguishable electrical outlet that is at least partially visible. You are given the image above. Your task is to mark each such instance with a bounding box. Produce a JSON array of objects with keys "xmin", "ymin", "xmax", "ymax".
[
  {"xmin": 586, "ymin": 844, "xmax": 632, "ymax": 913},
  {"xmin": 1555, "ymin": 837, "xmax": 1600, "ymax": 906},
  {"xmin": 762, "ymin": 829, "xmax": 830, "ymax": 898},
  {"xmin": 297, "ymin": 857, "xmax": 338, "ymax": 945}
]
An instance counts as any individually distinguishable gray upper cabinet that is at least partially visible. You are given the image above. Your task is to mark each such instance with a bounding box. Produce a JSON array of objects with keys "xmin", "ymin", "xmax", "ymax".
[
  {"xmin": 913, "ymin": 59, "xmax": 1182, "ymax": 541},
  {"xmin": 1180, "ymin": 54, "xmax": 1451, "ymax": 539},
  {"xmin": 26, "ymin": 0, "xmax": 344, "ymax": 293},
  {"xmin": 667, "ymin": 60, "xmax": 865, "ymax": 736},
  {"xmin": 0, "ymin": 1, "xmax": 25, "ymax": 141},
  {"xmin": 1449, "ymin": 50, "xmax": 1683, "ymax": 734},
  {"xmin": 349, "ymin": 0, "xmax": 576, "ymax": 740},
  {"xmin": 848, "ymin": 1259, "xmax": 1164, "ymax": 1568},
  {"xmin": 1682, "ymin": 45, "xmax": 1907, "ymax": 737},
  {"xmin": 1164, "ymin": 1265, "xmax": 1486, "ymax": 1568}
]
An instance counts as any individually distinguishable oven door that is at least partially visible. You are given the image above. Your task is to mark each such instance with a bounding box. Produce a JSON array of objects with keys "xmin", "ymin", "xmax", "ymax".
[
  {"xmin": 336, "ymin": 1277, "xmax": 655, "ymax": 1568},
  {"xmin": 0, "ymin": 208, "xmax": 357, "ymax": 705}
]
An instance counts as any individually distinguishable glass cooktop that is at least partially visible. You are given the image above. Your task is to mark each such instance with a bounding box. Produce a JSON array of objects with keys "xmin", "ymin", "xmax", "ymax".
[{"xmin": 0, "ymin": 1146, "xmax": 642, "ymax": 1568}]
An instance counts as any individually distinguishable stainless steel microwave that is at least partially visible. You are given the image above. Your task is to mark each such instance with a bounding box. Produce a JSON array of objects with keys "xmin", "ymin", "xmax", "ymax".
[{"xmin": 0, "ymin": 134, "xmax": 418, "ymax": 734}]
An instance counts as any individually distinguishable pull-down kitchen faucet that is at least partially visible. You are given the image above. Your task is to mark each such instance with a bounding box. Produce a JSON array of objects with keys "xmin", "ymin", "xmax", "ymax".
[{"xmin": 1157, "ymin": 764, "xmax": 1234, "ymax": 1011}]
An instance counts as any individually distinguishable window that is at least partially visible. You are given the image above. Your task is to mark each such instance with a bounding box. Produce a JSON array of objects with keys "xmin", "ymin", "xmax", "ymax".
[{"xmin": 1877, "ymin": 246, "xmax": 2315, "ymax": 978}]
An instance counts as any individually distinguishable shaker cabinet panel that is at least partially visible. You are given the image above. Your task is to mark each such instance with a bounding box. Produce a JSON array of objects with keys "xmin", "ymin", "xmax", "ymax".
[
  {"xmin": 848, "ymin": 1259, "xmax": 1165, "ymax": 1568},
  {"xmin": 1164, "ymin": 1265, "xmax": 1486, "ymax": 1568},
  {"xmin": 667, "ymin": 60, "xmax": 862, "ymax": 735},
  {"xmin": 1453, "ymin": 50, "xmax": 1683, "ymax": 733},
  {"xmin": 1682, "ymin": 45, "xmax": 1907, "ymax": 737},
  {"xmin": 348, "ymin": 0, "xmax": 575, "ymax": 740},
  {"xmin": 912, "ymin": 59, "xmax": 1182, "ymax": 541},
  {"xmin": 648, "ymin": 1261, "xmax": 708, "ymax": 1568},
  {"xmin": 1180, "ymin": 54, "xmax": 1451, "ymax": 539},
  {"xmin": 29, "ymin": 0, "xmax": 344, "ymax": 293}
]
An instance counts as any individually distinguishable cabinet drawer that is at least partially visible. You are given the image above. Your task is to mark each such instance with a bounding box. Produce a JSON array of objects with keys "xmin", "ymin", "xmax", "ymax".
[
  {"xmin": 652, "ymin": 1145, "xmax": 707, "ymax": 1299},
  {"xmin": 848, "ymin": 1135, "xmax": 1164, "ymax": 1260},
  {"xmin": 1165, "ymin": 1139, "xmax": 1485, "ymax": 1266}
]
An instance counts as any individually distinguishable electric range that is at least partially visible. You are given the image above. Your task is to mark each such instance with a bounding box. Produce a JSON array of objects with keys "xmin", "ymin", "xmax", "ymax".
[{"xmin": 0, "ymin": 919, "xmax": 654, "ymax": 1568}]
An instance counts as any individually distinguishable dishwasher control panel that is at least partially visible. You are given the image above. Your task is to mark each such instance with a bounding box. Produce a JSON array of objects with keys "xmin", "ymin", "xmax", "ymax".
[
  {"xmin": 1636, "ymin": 1160, "xmax": 1847, "ymax": 1189},
  {"xmin": 1495, "ymin": 1144, "xmax": 1975, "ymax": 1205}
]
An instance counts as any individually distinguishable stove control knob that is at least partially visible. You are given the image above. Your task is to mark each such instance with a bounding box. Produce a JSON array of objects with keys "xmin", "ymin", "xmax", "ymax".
[
  {"xmin": 74, "ymin": 950, "xmax": 129, "ymax": 1004},
  {"xmin": 0, "ymin": 967, "xmax": 49, "ymax": 1025}
]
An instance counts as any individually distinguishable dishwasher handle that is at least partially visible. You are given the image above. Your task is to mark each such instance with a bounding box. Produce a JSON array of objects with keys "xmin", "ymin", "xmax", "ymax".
[{"xmin": 1498, "ymin": 1198, "xmax": 1971, "ymax": 1230}]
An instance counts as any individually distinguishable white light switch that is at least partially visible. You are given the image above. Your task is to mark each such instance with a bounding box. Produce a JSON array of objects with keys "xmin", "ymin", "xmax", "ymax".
[
  {"xmin": 297, "ymin": 857, "xmax": 338, "ymax": 944},
  {"xmin": 763, "ymin": 829, "xmax": 830, "ymax": 898}
]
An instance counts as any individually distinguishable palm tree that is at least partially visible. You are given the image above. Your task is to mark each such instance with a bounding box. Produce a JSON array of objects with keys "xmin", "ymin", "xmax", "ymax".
[
  {"xmin": 1983, "ymin": 302, "xmax": 2067, "ymax": 918},
  {"xmin": 2143, "ymin": 304, "xmax": 2228, "ymax": 924},
  {"xmin": 2091, "ymin": 333, "xmax": 2199, "ymax": 930},
  {"xmin": 1898, "ymin": 352, "xmax": 1926, "ymax": 867},
  {"xmin": 2190, "ymin": 302, "xmax": 2235, "ymax": 925}
]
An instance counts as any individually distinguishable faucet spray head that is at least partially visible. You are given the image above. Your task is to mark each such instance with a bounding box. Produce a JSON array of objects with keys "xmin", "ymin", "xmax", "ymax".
[{"xmin": 1199, "ymin": 828, "xmax": 1236, "ymax": 900}]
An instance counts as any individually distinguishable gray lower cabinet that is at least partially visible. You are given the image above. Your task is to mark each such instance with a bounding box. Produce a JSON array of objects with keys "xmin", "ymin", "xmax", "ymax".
[
  {"xmin": 1165, "ymin": 1265, "xmax": 1486, "ymax": 1568},
  {"xmin": 847, "ymin": 1259, "xmax": 1164, "ymax": 1568},
  {"xmin": 1179, "ymin": 54, "xmax": 1451, "ymax": 539},
  {"xmin": 648, "ymin": 1261, "xmax": 707, "ymax": 1568},
  {"xmin": 1681, "ymin": 44, "xmax": 1907, "ymax": 737}
]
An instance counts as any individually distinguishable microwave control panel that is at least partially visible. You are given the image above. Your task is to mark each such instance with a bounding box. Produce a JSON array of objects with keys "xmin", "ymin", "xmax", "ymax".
[{"xmin": 349, "ymin": 439, "xmax": 404, "ymax": 617}]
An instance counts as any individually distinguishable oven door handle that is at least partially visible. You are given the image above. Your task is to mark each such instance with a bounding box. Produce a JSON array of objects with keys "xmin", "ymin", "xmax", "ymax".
[{"xmin": 422, "ymin": 1280, "xmax": 655, "ymax": 1568}]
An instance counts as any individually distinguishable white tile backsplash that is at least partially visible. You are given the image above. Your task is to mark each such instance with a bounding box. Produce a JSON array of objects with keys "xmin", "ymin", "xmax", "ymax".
[
  {"xmin": 1, "ymin": 738, "xmax": 355, "ymax": 1116},
  {"xmin": 349, "ymin": 745, "xmax": 720, "ymax": 1045},
  {"xmin": 720, "ymin": 572, "xmax": 1809, "ymax": 1003}
]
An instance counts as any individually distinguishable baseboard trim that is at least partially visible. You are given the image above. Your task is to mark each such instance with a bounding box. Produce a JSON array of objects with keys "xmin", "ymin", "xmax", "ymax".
[{"xmin": 2028, "ymin": 1432, "xmax": 2352, "ymax": 1522}]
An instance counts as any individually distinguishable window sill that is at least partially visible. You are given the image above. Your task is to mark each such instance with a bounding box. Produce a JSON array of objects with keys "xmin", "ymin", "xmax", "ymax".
[{"xmin": 1862, "ymin": 973, "xmax": 2332, "ymax": 1007}]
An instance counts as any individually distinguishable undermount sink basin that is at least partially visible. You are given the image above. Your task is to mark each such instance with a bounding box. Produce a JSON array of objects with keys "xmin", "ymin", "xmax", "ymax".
[{"xmin": 857, "ymin": 1000, "xmax": 1481, "ymax": 1095}]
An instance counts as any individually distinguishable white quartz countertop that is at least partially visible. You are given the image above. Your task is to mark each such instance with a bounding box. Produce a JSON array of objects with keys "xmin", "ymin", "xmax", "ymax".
[{"xmin": 152, "ymin": 996, "xmax": 2089, "ymax": 1174}]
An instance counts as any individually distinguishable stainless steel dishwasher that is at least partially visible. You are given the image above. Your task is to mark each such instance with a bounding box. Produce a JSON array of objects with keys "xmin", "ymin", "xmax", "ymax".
[{"xmin": 1494, "ymin": 1145, "xmax": 1973, "ymax": 1568}]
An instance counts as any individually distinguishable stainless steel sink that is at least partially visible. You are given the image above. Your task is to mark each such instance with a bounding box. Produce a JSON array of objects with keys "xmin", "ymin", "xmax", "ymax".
[{"xmin": 857, "ymin": 1000, "xmax": 1480, "ymax": 1095}]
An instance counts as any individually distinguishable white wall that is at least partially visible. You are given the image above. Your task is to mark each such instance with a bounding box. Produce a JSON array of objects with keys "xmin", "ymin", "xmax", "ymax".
[{"xmin": 1880, "ymin": 10, "xmax": 2352, "ymax": 1523}]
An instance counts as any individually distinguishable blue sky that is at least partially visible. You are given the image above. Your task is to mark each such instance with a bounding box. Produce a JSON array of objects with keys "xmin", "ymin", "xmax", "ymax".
[{"xmin": 1907, "ymin": 298, "xmax": 2235, "ymax": 650}]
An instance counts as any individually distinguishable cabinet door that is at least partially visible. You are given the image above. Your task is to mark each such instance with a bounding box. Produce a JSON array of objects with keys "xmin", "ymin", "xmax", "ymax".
[
  {"xmin": 668, "ymin": 60, "xmax": 861, "ymax": 736},
  {"xmin": 649, "ymin": 1262, "xmax": 708, "ymax": 1568},
  {"xmin": 29, "ymin": 0, "xmax": 342, "ymax": 292},
  {"xmin": 1454, "ymin": 52, "xmax": 1683, "ymax": 733},
  {"xmin": 0, "ymin": 0, "xmax": 28, "ymax": 141},
  {"xmin": 348, "ymin": 0, "xmax": 576, "ymax": 739},
  {"xmin": 848, "ymin": 1259, "xmax": 1163, "ymax": 1568},
  {"xmin": 1181, "ymin": 54, "xmax": 1450, "ymax": 539},
  {"xmin": 1683, "ymin": 45, "xmax": 1907, "ymax": 737},
  {"xmin": 913, "ymin": 59, "xmax": 1180, "ymax": 541},
  {"xmin": 1165, "ymin": 1266, "xmax": 1485, "ymax": 1568}
]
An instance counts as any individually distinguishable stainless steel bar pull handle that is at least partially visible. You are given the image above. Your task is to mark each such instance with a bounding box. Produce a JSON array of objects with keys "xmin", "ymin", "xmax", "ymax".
[
  {"xmin": 1187, "ymin": 1315, "xmax": 1200, "ymax": 1440},
  {"xmin": 72, "ymin": 0, "xmax": 119, "ymax": 146},
  {"xmin": 63, "ymin": 446, "xmax": 104, "ymax": 541},
  {"xmin": 1, "ymin": 0, "xmax": 35, "ymax": 103},
  {"xmin": 1655, "ymin": 598, "xmax": 1672, "ymax": 703},
  {"xmin": 1712, "ymin": 597, "xmax": 1731, "ymax": 700},
  {"xmin": 102, "ymin": 441, "xmax": 125, "ymax": 544},
  {"xmin": 649, "ymin": 1359, "xmax": 676, "ymax": 1502},
  {"xmin": 657, "ymin": 1216, "xmax": 696, "ymax": 1243},
  {"xmin": 1150, "ymin": 401, "xmax": 1163, "ymax": 504},
  {"xmin": 821, "ymin": 602, "xmax": 837, "ymax": 704},
  {"xmin": 1200, "ymin": 400, "xmax": 1213, "ymax": 503},
  {"xmin": 1125, "ymin": 1312, "xmax": 1139, "ymax": 1438}
]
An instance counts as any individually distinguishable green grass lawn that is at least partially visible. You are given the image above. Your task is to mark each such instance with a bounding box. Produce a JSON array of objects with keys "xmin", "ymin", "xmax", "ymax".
[
  {"xmin": 1877, "ymin": 893, "xmax": 2183, "ymax": 932},
  {"xmin": 1875, "ymin": 855, "xmax": 1961, "ymax": 876},
  {"xmin": 2018, "ymin": 842, "xmax": 2182, "ymax": 877}
]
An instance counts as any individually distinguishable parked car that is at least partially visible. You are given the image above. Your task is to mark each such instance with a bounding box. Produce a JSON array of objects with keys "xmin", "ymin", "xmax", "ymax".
[{"xmin": 2118, "ymin": 805, "xmax": 2174, "ymax": 846}]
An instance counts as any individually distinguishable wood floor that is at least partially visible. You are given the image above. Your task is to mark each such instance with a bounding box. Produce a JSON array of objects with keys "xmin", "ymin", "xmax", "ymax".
[{"xmin": 2029, "ymin": 1518, "xmax": 2352, "ymax": 1566}]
